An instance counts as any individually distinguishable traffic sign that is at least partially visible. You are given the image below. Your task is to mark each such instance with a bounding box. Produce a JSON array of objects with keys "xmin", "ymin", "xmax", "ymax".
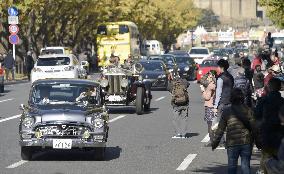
[
  {"xmin": 8, "ymin": 16, "xmax": 18, "ymax": 25},
  {"xmin": 9, "ymin": 25, "xmax": 19, "ymax": 34},
  {"xmin": 9, "ymin": 34, "xmax": 19, "ymax": 45},
  {"xmin": 8, "ymin": 7, "xmax": 18, "ymax": 16}
]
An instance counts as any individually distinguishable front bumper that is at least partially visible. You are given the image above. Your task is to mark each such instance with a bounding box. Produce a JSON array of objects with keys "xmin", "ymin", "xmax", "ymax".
[
  {"xmin": 19, "ymin": 134, "xmax": 107, "ymax": 148},
  {"xmin": 31, "ymin": 71, "xmax": 78, "ymax": 83}
]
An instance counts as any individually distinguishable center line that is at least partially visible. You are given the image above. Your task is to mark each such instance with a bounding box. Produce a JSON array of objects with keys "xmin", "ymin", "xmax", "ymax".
[
  {"xmin": 109, "ymin": 115, "xmax": 126, "ymax": 123},
  {"xmin": 176, "ymin": 154, "xmax": 197, "ymax": 171},
  {"xmin": 155, "ymin": 96, "xmax": 165, "ymax": 101},
  {"xmin": 6, "ymin": 160, "xmax": 27, "ymax": 169},
  {"xmin": 201, "ymin": 133, "xmax": 210, "ymax": 143},
  {"xmin": 0, "ymin": 114, "xmax": 21, "ymax": 123},
  {"xmin": 0, "ymin": 98, "xmax": 14, "ymax": 103}
]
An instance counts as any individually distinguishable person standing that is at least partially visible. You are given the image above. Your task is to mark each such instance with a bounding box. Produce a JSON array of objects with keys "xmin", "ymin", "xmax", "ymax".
[
  {"xmin": 201, "ymin": 71, "xmax": 216, "ymax": 146},
  {"xmin": 26, "ymin": 51, "xmax": 34, "ymax": 81},
  {"xmin": 170, "ymin": 74, "xmax": 190, "ymax": 138},
  {"xmin": 265, "ymin": 32, "xmax": 274, "ymax": 49},
  {"xmin": 213, "ymin": 59, "xmax": 234, "ymax": 125},
  {"xmin": 3, "ymin": 50, "xmax": 15, "ymax": 81},
  {"xmin": 212, "ymin": 88, "xmax": 255, "ymax": 174},
  {"xmin": 254, "ymin": 78, "xmax": 284, "ymax": 174},
  {"xmin": 264, "ymin": 104, "xmax": 284, "ymax": 174}
]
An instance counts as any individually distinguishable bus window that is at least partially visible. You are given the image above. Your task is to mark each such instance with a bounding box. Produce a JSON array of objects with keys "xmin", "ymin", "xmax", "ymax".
[
  {"xmin": 119, "ymin": 25, "xmax": 129, "ymax": 34},
  {"xmin": 97, "ymin": 25, "xmax": 107, "ymax": 35}
]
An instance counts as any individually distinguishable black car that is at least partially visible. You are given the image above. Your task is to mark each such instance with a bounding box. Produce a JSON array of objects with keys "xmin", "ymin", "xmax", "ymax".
[
  {"xmin": 160, "ymin": 54, "xmax": 178, "ymax": 72},
  {"xmin": 139, "ymin": 60, "xmax": 169, "ymax": 89},
  {"xmin": 19, "ymin": 79, "xmax": 109, "ymax": 160},
  {"xmin": 175, "ymin": 56, "xmax": 197, "ymax": 80}
]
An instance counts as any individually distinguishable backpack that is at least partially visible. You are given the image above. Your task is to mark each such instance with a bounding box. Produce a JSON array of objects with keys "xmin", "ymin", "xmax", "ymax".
[
  {"xmin": 234, "ymin": 74, "xmax": 248, "ymax": 94},
  {"xmin": 171, "ymin": 79, "xmax": 189, "ymax": 106}
]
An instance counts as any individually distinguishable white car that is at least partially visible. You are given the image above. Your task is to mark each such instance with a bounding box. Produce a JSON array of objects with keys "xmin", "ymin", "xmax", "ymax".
[
  {"xmin": 189, "ymin": 47, "xmax": 210, "ymax": 64},
  {"xmin": 31, "ymin": 54, "xmax": 81, "ymax": 83}
]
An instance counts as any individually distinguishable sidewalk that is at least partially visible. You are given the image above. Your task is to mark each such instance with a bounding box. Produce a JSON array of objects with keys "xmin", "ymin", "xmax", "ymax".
[{"xmin": 4, "ymin": 74, "xmax": 29, "ymax": 85}]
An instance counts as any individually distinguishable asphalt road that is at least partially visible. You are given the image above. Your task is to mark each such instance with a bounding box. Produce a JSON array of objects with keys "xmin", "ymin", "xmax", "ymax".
[{"xmin": 0, "ymin": 78, "xmax": 261, "ymax": 174}]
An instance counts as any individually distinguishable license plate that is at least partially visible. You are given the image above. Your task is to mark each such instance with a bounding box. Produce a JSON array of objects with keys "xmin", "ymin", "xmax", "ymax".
[
  {"xmin": 108, "ymin": 95, "xmax": 122, "ymax": 102},
  {"xmin": 53, "ymin": 139, "xmax": 72, "ymax": 149}
]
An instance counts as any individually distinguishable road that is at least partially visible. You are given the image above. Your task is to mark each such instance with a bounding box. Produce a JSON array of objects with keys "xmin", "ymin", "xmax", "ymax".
[{"xmin": 0, "ymin": 78, "xmax": 261, "ymax": 174}]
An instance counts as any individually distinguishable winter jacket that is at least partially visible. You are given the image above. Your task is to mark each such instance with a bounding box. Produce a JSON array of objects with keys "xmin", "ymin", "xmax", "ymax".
[
  {"xmin": 254, "ymin": 91, "xmax": 284, "ymax": 149},
  {"xmin": 202, "ymin": 82, "xmax": 215, "ymax": 108},
  {"xmin": 3, "ymin": 53, "xmax": 14, "ymax": 69},
  {"xmin": 265, "ymin": 138, "xmax": 284, "ymax": 174},
  {"xmin": 212, "ymin": 104, "xmax": 255, "ymax": 149}
]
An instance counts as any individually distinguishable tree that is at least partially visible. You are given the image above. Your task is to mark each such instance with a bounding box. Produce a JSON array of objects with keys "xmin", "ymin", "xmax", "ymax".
[{"xmin": 259, "ymin": 0, "xmax": 284, "ymax": 28}]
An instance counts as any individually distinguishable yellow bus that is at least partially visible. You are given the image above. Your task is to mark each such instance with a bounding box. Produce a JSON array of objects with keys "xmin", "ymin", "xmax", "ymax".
[{"xmin": 96, "ymin": 21, "xmax": 140, "ymax": 67}]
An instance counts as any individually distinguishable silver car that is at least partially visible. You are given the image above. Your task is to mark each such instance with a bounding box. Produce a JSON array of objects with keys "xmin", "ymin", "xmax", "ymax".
[{"xmin": 19, "ymin": 79, "xmax": 109, "ymax": 160}]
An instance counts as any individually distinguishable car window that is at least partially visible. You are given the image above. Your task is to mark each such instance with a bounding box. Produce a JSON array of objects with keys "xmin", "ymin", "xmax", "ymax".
[
  {"xmin": 175, "ymin": 56, "xmax": 194, "ymax": 64},
  {"xmin": 31, "ymin": 83, "xmax": 100, "ymax": 106},
  {"xmin": 140, "ymin": 62, "xmax": 164, "ymax": 71},
  {"xmin": 37, "ymin": 57, "xmax": 71, "ymax": 66},
  {"xmin": 200, "ymin": 60, "xmax": 218, "ymax": 67},
  {"xmin": 41, "ymin": 49, "xmax": 64, "ymax": 55},
  {"xmin": 190, "ymin": 49, "xmax": 209, "ymax": 55}
]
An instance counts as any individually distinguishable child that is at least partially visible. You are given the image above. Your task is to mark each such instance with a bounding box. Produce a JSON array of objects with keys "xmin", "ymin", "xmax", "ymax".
[{"xmin": 201, "ymin": 71, "xmax": 216, "ymax": 146}]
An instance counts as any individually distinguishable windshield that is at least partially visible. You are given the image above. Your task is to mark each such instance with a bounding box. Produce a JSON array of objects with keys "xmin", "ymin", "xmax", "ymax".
[
  {"xmin": 175, "ymin": 56, "xmax": 194, "ymax": 64},
  {"xmin": 161, "ymin": 56, "xmax": 175, "ymax": 64},
  {"xmin": 31, "ymin": 83, "xmax": 100, "ymax": 106},
  {"xmin": 200, "ymin": 60, "xmax": 218, "ymax": 67},
  {"xmin": 41, "ymin": 49, "xmax": 64, "ymax": 55},
  {"xmin": 140, "ymin": 62, "xmax": 164, "ymax": 71},
  {"xmin": 190, "ymin": 49, "xmax": 209, "ymax": 55},
  {"xmin": 37, "ymin": 57, "xmax": 70, "ymax": 66}
]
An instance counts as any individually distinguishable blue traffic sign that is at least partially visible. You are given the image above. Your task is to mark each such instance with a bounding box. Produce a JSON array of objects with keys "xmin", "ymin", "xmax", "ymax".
[
  {"xmin": 8, "ymin": 7, "xmax": 18, "ymax": 16},
  {"xmin": 9, "ymin": 34, "xmax": 19, "ymax": 44}
]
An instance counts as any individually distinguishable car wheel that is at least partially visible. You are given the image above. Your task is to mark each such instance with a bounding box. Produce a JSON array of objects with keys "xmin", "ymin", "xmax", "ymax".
[
  {"xmin": 0, "ymin": 85, "xmax": 4, "ymax": 93},
  {"xmin": 94, "ymin": 147, "xmax": 106, "ymax": 161},
  {"xmin": 136, "ymin": 87, "xmax": 145, "ymax": 115},
  {"xmin": 21, "ymin": 146, "xmax": 33, "ymax": 160}
]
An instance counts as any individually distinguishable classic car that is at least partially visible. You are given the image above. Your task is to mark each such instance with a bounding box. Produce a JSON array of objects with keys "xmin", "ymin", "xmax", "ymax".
[
  {"xmin": 100, "ymin": 63, "xmax": 152, "ymax": 115},
  {"xmin": 19, "ymin": 79, "xmax": 109, "ymax": 160}
]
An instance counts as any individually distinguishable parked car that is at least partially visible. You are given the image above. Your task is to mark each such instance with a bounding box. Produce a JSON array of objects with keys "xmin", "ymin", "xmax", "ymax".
[
  {"xmin": 189, "ymin": 47, "xmax": 210, "ymax": 64},
  {"xmin": 174, "ymin": 56, "xmax": 197, "ymax": 80},
  {"xmin": 31, "ymin": 54, "xmax": 86, "ymax": 83},
  {"xmin": 0, "ymin": 64, "xmax": 4, "ymax": 93},
  {"xmin": 139, "ymin": 60, "xmax": 170, "ymax": 90},
  {"xmin": 100, "ymin": 63, "xmax": 152, "ymax": 115},
  {"xmin": 196, "ymin": 59, "xmax": 218, "ymax": 82},
  {"xmin": 19, "ymin": 79, "xmax": 109, "ymax": 160}
]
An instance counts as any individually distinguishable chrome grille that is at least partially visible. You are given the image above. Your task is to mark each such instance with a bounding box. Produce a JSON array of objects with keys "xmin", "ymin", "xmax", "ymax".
[
  {"xmin": 107, "ymin": 75, "xmax": 123, "ymax": 94},
  {"xmin": 35, "ymin": 125, "xmax": 89, "ymax": 137}
]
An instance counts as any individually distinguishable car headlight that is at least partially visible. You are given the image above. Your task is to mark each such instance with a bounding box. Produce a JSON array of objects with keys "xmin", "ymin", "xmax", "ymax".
[
  {"xmin": 22, "ymin": 117, "xmax": 35, "ymax": 129},
  {"xmin": 121, "ymin": 78, "xmax": 128, "ymax": 88},
  {"xmin": 92, "ymin": 118, "xmax": 104, "ymax": 129},
  {"xmin": 100, "ymin": 79, "xmax": 108, "ymax": 88},
  {"xmin": 184, "ymin": 66, "xmax": 190, "ymax": 71},
  {"xmin": 158, "ymin": 74, "xmax": 166, "ymax": 78}
]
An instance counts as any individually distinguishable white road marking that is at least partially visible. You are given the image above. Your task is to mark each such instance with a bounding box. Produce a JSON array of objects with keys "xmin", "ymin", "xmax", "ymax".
[
  {"xmin": 216, "ymin": 146, "xmax": 258, "ymax": 150},
  {"xmin": 201, "ymin": 133, "xmax": 210, "ymax": 143},
  {"xmin": 0, "ymin": 98, "xmax": 14, "ymax": 103},
  {"xmin": 0, "ymin": 114, "xmax": 21, "ymax": 123},
  {"xmin": 176, "ymin": 154, "xmax": 197, "ymax": 171},
  {"xmin": 155, "ymin": 96, "xmax": 165, "ymax": 101},
  {"xmin": 6, "ymin": 160, "xmax": 27, "ymax": 169},
  {"xmin": 109, "ymin": 115, "xmax": 126, "ymax": 123}
]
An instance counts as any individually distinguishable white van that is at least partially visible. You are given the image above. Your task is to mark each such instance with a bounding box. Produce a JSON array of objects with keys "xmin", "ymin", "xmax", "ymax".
[
  {"xmin": 40, "ymin": 47, "xmax": 72, "ymax": 55},
  {"xmin": 141, "ymin": 40, "xmax": 164, "ymax": 56}
]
